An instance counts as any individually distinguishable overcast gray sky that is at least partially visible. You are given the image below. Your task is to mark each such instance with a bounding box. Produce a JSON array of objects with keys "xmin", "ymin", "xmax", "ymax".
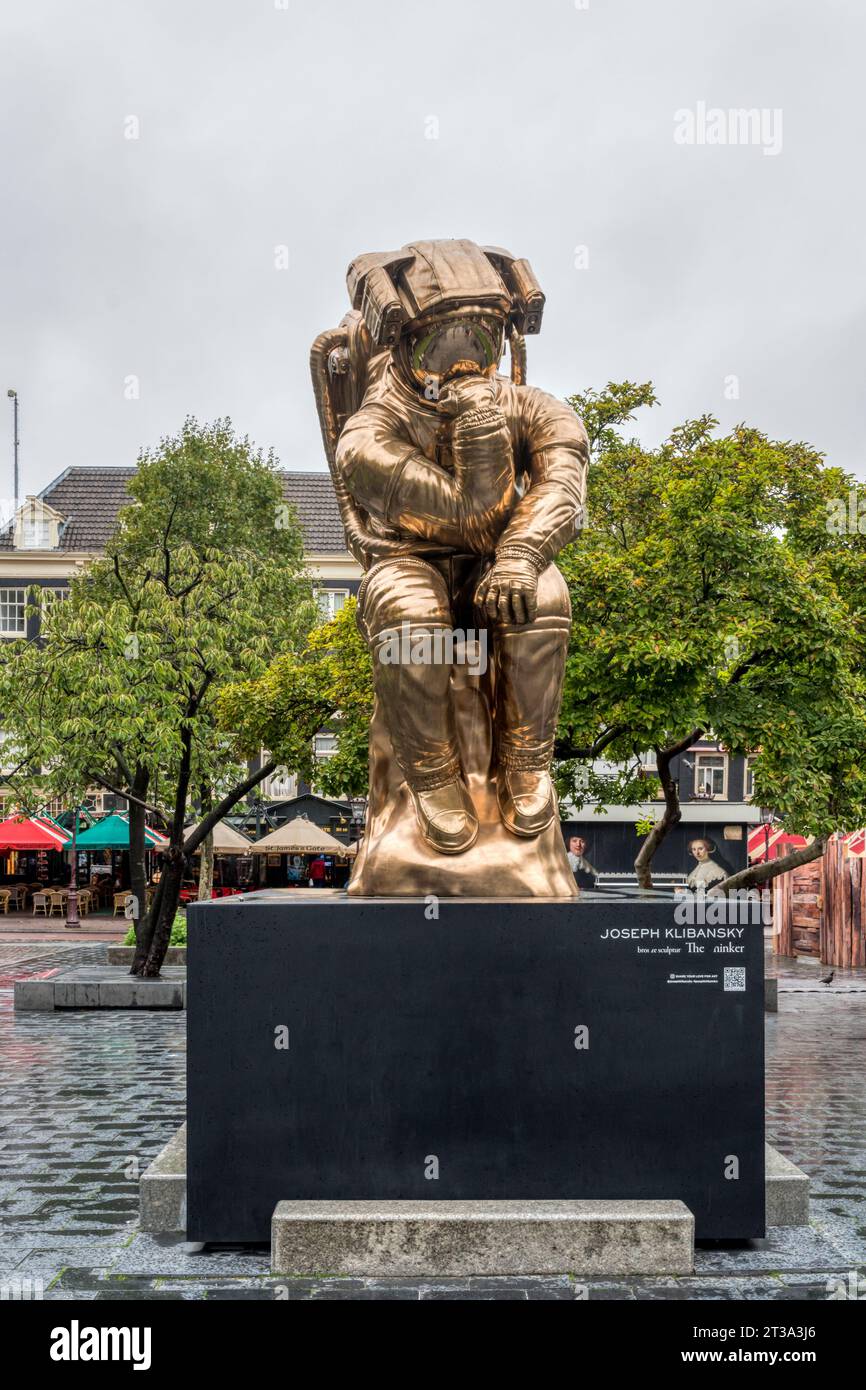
[{"xmin": 1, "ymin": 0, "xmax": 864, "ymax": 499}]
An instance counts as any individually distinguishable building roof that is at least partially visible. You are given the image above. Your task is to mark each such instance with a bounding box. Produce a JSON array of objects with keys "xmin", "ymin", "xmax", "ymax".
[
  {"xmin": 281, "ymin": 471, "xmax": 347, "ymax": 552},
  {"xmin": 0, "ymin": 466, "xmax": 345, "ymax": 555}
]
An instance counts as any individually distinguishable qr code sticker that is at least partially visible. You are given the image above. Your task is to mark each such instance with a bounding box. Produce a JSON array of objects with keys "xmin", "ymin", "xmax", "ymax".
[{"xmin": 724, "ymin": 967, "xmax": 746, "ymax": 992}]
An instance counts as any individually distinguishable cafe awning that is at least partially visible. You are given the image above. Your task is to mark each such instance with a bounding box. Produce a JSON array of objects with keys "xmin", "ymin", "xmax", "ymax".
[
  {"xmin": 747, "ymin": 825, "xmax": 808, "ymax": 863},
  {"xmin": 75, "ymin": 813, "xmax": 169, "ymax": 851},
  {"xmin": 249, "ymin": 816, "xmax": 350, "ymax": 855},
  {"xmin": 0, "ymin": 815, "xmax": 72, "ymax": 851},
  {"xmin": 186, "ymin": 820, "xmax": 253, "ymax": 855}
]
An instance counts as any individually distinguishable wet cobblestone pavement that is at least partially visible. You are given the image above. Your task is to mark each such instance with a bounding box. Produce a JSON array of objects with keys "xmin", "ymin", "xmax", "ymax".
[{"xmin": 1, "ymin": 943, "xmax": 864, "ymax": 1300}]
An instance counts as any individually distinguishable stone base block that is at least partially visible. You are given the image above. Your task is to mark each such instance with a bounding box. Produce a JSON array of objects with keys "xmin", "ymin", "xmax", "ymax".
[
  {"xmin": 765, "ymin": 977, "xmax": 779, "ymax": 1012},
  {"xmin": 136, "ymin": 1126, "xmax": 812, "ymax": 1240},
  {"xmin": 141, "ymin": 1124, "xmax": 187, "ymax": 1233},
  {"xmin": 271, "ymin": 1199, "xmax": 695, "ymax": 1277},
  {"xmin": 765, "ymin": 1144, "xmax": 810, "ymax": 1226},
  {"xmin": 14, "ymin": 966, "xmax": 185, "ymax": 1010}
]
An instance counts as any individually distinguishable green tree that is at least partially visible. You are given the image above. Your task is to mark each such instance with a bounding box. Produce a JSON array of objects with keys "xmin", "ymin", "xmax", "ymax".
[
  {"xmin": 218, "ymin": 597, "xmax": 372, "ymax": 801},
  {"xmin": 715, "ymin": 465, "xmax": 866, "ymax": 891},
  {"xmin": 557, "ymin": 383, "xmax": 861, "ymax": 886},
  {"xmin": 0, "ymin": 419, "xmax": 316, "ymax": 974}
]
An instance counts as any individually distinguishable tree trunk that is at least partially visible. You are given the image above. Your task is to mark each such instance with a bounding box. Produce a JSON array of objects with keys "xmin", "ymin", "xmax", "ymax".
[
  {"xmin": 139, "ymin": 751, "xmax": 280, "ymax": 977},
  {"xmin": 126, "ymin": 766, "xmax": 151, "ymax": 974},
  {"xmin": 715, "ymin": 838, "xmax": 825, "ymax": 894},
  {"xmin": 634, "ymin": 729, "xmax": 703, "ymax": 889},
  {"xmin": 141, "ymin": 728, "xmax": 194, "ymax": 978},
  {"xmin": 197, "ymin": 784, "xmax": 214, "ymax": 901},
  {"xmin": 141, "ymin": 846, "xmax": 186, "ymax": 976}
]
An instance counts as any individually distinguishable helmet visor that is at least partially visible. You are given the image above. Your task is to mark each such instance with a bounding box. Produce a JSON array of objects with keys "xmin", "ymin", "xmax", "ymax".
[{"xmin": 408, "ymin": 314, "xmax": 504, "ymax": 386}]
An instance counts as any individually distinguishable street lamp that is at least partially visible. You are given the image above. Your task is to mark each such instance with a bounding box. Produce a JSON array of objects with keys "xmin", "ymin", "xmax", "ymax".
[
  {"xmin": 349, "ymin": 792, "xmax": 367, "ymax": 838},
  {"xmin": 6, "ymin": 389, "xmax": 19, "ymax": 513},
  {"xmin": 249, "ymin": 792, "xmax": 264, "ymax": 841},
  {"xmin": 759, "ymin": 805, "xmax": 775, "ymax": 863}
]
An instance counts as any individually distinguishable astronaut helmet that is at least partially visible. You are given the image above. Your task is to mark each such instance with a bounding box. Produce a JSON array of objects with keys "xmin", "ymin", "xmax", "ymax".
[{"xmin": 345, "ymin": 238, "xmax": 545, "ymax": 398}]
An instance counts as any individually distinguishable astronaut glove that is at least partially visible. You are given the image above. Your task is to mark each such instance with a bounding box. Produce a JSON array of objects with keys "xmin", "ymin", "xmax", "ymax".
[
  {"xmin": 475, "ymin": 547, "xmax": 545, "ymax": 625},
  {"xmin": 437, "ymin": 373, "xmax": 498, "ymax": 421}
]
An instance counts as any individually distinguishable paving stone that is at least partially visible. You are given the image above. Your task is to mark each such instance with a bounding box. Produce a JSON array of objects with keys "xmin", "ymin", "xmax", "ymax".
[
  {"xmin": 111, "ymin": 1232, "xmax": 270, "ymax": 1277},
  {"xmin": 694, "ymin": 1225, "xmax": 847, "ymax": 1274},
  {"xmin": 420, "ymin": 1288, "xmax": 528, "ymax": 1300}
]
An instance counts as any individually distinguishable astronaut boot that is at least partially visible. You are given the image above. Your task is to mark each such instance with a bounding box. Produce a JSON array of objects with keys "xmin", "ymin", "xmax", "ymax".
[
  {"xmin": 497, "ymin": 762, "xmax": 558, "ymax": 838},
  {"xmin": 494, "ymin": 608, "xmax": 570, "ymax": 839},
  {"xmin": 409, "ymin": 770, "xmax": 479, "ymax": 855},
  {"xmin": 370, "ymin": 620, "xmax": 479, "ymax": 856}
]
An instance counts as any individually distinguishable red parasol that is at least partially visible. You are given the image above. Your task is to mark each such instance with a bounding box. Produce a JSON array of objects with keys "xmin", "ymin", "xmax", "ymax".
[{"xmin": 0, "ymin": 815, "xmax": 73, "ymax": 851}]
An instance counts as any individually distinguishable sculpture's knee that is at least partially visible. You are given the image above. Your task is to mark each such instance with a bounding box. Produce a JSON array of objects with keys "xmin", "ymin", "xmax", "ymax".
[
  {"xmin": 534, "ymin": 563, "xmax": 572, "ymax": 623},
  {"xmin": 359, "ymin": 558, "xmax": 453, "ymax": 639}
]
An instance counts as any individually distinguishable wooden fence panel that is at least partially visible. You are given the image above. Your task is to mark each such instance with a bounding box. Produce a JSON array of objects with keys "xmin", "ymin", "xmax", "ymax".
[{"xmin": 772, "ymin": 836, "xmax": 866, "ymax": 966}]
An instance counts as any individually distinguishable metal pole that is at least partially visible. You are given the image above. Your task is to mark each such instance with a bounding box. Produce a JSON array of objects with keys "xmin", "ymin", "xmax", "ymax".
[
  {"xmin": 6, "ymin": 389, "xmax": 19, "ymax": 512},
  {"xmin": 65, "ymin": 806, "xmax": 81, "ymax": 929}
]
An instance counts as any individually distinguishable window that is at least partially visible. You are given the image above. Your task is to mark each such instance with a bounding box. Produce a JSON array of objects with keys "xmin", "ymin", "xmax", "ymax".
[
  {"xmin": 261, "ymin": 767, "xmax": 297, "ymax": 800},
  {"xmin": 694, "ymin": 753, "xmax": 727, "ymax": 800},
  {"xmin": 314, "ymin": 733, "xmax": 338, "ymax": 759},
  {"xmin": 21, "ymin": 517, "xmax": 51, "ymax": 548},
  {"xmin": 638, "ymin": 751, "xmax": 664, "ymax": 801},
  {"xmin": 40, "ymin": 587, "xmax": 69, "ymax": 618},
  {"xmin": 0, "ymin": 730, "xmax": 18, "ymax": 775},
  {"xmin": 0, "ymin": 588, "xmax": 26, "ymax": 637},
  {"xmin": 316, "ymin": 588, "xmax": 349, "ymax": 620},
  {"xmin": 744, "ymin": 758, "xmax": 756, "ymax": 802}
]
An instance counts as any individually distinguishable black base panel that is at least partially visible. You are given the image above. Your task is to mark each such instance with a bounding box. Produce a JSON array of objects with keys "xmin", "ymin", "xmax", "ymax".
[{"xmin": 186, "ymin": 894, "xmax": 765, "ymax": 1242}]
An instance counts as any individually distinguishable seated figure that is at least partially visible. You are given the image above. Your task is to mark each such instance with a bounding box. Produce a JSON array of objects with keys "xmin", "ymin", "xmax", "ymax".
[{"xmin": 311, "ymin": 239, "xmax": 588, "ymax": 897}]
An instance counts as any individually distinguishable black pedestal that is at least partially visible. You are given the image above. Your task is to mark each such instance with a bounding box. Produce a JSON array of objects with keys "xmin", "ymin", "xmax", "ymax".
[{"xmin": 187, "ymin": 893, "xmax": 764, "ymax": 1242}]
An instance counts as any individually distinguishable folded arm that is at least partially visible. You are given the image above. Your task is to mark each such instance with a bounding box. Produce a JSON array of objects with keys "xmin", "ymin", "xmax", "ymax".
[
  {"xmin": 335, "ymin": 377, "xmax": 516, "ymax": 554},
  {"xmin": 497, "ymin": 388, "xmax": 588, "ymax": 565},
  {"xmin": 475, "ymin": 388, "xmax": 588, "ymax": 623}
]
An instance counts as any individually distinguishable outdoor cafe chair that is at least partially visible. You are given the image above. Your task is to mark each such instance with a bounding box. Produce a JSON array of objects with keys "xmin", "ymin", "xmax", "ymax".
[
  {"xmin": 0, "ymin": 890, "xmax": 11, "ymax": 915},
  {"xmin": 113, "ymin": 891, "xmax": 131, "ymax": 917},
  {"xmin": 32, "ymin": 892, "xmax": 50, "ymax": 917},
  {"xmin": 47, "ymin": 892, "xmax": 65, "ymax": 918}
]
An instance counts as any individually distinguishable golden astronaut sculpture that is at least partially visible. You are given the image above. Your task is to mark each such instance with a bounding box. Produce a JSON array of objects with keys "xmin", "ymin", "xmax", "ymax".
[{"xmin": 311, "ymin": 240, "xmax": 588, "ymax": 898}]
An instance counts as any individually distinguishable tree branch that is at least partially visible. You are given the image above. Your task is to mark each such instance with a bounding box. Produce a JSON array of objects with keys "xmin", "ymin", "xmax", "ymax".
[
  {"xmin": 658, "ymin": 727, "xmax": 705, "ymax": 761},
  {"xmin": 555, "ymin": 724, "xmax": 628, "ymax": 762},
  {"xmin": 183, "ymin": 759, "xmax": 277, "ymax": 856},
  {"xmin": 633, "ymin": 729, "xmax": 704, "ymax": 888},
  {"xmin": 715, "ymin": 838, "xmax": 826, "ymax": 894},
  {"xmin": 87, "ymin": 771, "xmax": 167, "ymax": 820}
]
